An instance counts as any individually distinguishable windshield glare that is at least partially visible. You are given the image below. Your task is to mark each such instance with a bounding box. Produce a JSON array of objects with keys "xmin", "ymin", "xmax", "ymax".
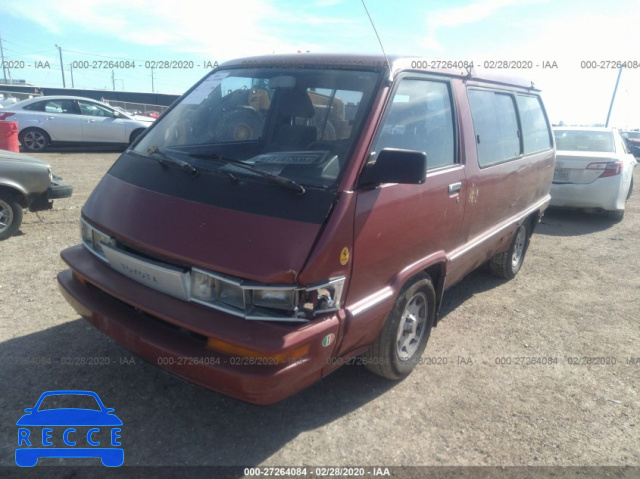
[{"xmin": 134, "ymin": 68, "xmax": 379, "ymax": 188}]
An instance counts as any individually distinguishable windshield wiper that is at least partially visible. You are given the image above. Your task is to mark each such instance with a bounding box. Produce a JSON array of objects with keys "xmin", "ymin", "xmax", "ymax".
[
  {"xmin": 147, "ymin": 146, "xmax": 200, "ymax": 177},
  {"xmin": 189, "ymin": 153, "xmax": 306, "ymax": 195}
]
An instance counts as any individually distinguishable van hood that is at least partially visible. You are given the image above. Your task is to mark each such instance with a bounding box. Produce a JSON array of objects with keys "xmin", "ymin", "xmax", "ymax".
[{"xmin": 82, "ymin": 154, "xmax": 336, "ymax": 284}]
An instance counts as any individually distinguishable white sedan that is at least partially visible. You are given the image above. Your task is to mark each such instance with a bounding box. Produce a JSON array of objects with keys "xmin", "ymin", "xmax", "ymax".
[
  {"xmin": 0, "ymin": 95, "xmax": 153, "ymax": 152},
  {"xmin": 551, "ymin": 127, "xmax": 636, "ymax": 221}
]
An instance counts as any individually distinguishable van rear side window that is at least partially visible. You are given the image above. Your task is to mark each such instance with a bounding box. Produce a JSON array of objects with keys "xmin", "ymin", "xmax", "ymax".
[
  {"xmin": 373, "ymin": 78, "xmax": 455, "ymax": 169},
  {"xmin": 468, "ymin": 89, "xmax": 521, "ymax": 167},
  {"xmin": 516, "ymin": 95, "xmax": 552, "ymax": 154}
]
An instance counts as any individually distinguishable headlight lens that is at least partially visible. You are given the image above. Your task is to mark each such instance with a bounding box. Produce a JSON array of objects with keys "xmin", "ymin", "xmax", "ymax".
[
  {"xmin": 191, "ymin": 270, "xmax": 216, "ymax": 302},
  {"xmin": 217, "ymin": 281, "xmax": 245, "ymax": 310},
  {"xmin": 92, "ymin": 230, "xmax": 114, "ymax": 256},
  {"xmin": 80, "ymin": 218, "xmax": 115, "ymax": 260},
  {"xmin": 80, "ymin": 219, "xmax": 92, "ymax": 245},
  {"xmin": 252, "ymin": 289, "xmax": 296, "ymax": 310}
]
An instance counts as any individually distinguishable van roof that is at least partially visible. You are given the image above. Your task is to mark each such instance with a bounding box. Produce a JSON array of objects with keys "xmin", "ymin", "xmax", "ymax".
[{"xmin": 220, "ymin": 53, "xmax": 539, "ymax": 91}]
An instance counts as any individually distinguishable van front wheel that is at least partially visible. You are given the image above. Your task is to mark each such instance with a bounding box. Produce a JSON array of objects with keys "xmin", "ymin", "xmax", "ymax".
[
  {"xmin": 488, "ymin": 222, "xmax": 529, "ymax": 279},
  {"xmin": 362, "ymin": 274, "xmax": 436, "ymax": 380}
]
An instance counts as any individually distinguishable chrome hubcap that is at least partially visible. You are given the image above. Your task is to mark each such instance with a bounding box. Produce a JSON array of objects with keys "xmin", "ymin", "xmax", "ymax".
[
  {"xmin": 0, "ymin": 199, "xmax": 13, "ymax": 232},
  {"xmin": 511, "ymin": 226, "xmax": 526, "ymax": 268},
  {"xmin": 396, "ymin": 292, "xmax": 427, "ymax": 361}
]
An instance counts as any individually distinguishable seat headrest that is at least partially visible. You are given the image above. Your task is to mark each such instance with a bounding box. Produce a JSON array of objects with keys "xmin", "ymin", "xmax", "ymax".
[{"xmin": 277, "ymin": 89, "xmax": 315, "ymax": 118}]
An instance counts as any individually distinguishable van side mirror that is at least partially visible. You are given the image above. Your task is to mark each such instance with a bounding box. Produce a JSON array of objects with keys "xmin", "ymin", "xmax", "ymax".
[{"xmin": 358, "ymin": 148, "xmax": 427, "ymax": 187}]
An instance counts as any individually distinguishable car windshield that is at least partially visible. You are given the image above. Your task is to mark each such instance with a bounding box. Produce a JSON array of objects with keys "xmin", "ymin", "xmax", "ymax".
[
  {"xmin": 133, "ymin": 67, "xmax": 380, "ymax": 188},
  {"xmin": 37, "ymin": 394, "xmax": 101, "ymax": 411},
  {"xmin": 553, "ymin": 129, "xmax": 615, "ymax": 152}
]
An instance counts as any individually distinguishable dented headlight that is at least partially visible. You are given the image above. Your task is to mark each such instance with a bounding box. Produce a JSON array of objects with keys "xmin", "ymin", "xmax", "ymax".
[
  {"xmin": 191, "ymin": 267, "xmax": 345, "ymax": 321},
  {"xmin": 298, "ymin": 278, "xmax": 345, "ymax": 316}
]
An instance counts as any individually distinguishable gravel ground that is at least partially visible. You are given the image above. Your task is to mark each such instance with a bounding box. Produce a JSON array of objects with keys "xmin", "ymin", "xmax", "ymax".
[{"xmin": 0, "ymin": 150, "xmax": 638, "ymax": 477}]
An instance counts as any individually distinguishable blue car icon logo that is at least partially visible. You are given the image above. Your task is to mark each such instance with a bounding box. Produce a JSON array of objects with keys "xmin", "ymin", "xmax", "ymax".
[{"xmin": 16, "ymin": 390, "xmax": 123, "ymax": 467}]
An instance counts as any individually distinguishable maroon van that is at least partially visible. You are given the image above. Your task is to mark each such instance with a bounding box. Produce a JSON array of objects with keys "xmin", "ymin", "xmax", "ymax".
[{"xmin": 58, "ymin": 54, "xmax": 555, "ymax": 404}]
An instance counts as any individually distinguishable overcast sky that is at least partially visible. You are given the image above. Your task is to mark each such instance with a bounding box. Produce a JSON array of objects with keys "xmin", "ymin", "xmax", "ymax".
[{"xmin": 0, "ymin": 0, "xmax": 639, "ymax": 127}]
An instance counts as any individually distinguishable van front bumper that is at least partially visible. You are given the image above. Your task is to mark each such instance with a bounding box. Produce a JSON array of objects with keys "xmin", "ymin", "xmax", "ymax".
[{"xmin": 57, "ymin": 245, "xmax": 341, "ymax": 405}]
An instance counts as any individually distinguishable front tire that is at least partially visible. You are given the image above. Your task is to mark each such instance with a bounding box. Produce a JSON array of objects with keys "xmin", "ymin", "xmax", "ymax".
[
  {"xmin": 488, "ymin": 222, "xmax": 530, "ymax": 279},
  {"xmin": 362, "ymin": 274, "xmax": 436, "ymax": 380},
  {"xmin": 19, "ymin": 128, "xmax": 50, "ymax": 152},
  {"xmin": 0, "ymin": 193, "xmax": 23, "ymax": 240}
]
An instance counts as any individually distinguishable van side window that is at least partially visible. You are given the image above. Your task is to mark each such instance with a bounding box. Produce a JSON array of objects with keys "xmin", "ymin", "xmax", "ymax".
[
  {"xmin": 373, "ymin": 79, "xmax": 455, "ymax": 169},
  {"xmin": 516, "ymin": 95, "xmax": 552, "ymax": 154},
  {"xmin": 468, "ymin": 89, "xmax": 521, "ymax": 167}
]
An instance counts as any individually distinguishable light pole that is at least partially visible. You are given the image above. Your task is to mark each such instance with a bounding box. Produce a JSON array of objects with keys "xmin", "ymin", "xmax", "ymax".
[
  {"xmin": 605, "ymin": 66, "xmax": 624, "ymax": 127},
  {"xmin": 55, "ymin": 44, "xmax": 66, "ymax": 88}
]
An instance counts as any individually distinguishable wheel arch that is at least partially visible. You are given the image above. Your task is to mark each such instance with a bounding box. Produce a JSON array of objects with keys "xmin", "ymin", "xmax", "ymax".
[
  {"xmin": 129, "ymin": 128, "xmax": 146, "ymax": 144},
  {"xmin": 526, "ymin": 209, "xmax": 543, "ymax": 236},
  {"xmin": 387, "ymin": 252, "xmax": 447, "ymax": 321},
  {"xmin": 0, "ymin": 184, "xmax": 29, "ymax": 208}
]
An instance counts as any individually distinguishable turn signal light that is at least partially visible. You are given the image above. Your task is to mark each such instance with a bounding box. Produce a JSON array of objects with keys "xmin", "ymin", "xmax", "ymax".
[{"xmin": 206, "ymin": 338, "xmax": 310, "ymax": 365}]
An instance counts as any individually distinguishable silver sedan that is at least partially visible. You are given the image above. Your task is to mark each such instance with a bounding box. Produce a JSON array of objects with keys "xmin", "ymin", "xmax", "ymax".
[{"xmin": 0, "ymin": 95, "xmax": 153, "ymax": 152}]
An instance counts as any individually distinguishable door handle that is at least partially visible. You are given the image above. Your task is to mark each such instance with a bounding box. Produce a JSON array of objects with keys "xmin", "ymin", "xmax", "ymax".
[
  {"xmin": 46, "ymin": 116, "xmax": 55, "ymax": 120},
  {"xmin": 448, "ymin": 182, "xmax": 462, "ymax": 194},
  {"xmin": 87, "ymin": 120, "xmax": 96, "ymax": 123}
]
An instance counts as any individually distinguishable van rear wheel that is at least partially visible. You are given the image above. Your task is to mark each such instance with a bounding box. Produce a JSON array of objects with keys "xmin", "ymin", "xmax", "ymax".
[
  {"xmin": 488, "ymin": 222, "xmax": 529, "ymax": 279},
  {"xmin": 362, "ymin": 274, "xmax": 436, "ymax": 380}
]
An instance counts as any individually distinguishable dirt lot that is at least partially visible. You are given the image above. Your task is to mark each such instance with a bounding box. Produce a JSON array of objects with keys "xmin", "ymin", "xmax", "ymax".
[{"xmin": 0, "ymin": 150, "xmax": 639, "ymax": 476}]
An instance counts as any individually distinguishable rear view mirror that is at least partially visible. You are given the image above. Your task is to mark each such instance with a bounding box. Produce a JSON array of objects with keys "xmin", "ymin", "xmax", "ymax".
[
  {"xmin": 358, "ymin": 148, "xmax": 427, "ymax": 187},
  {"xmin": 269, "ymin": 75, "xmax": 297, "ymax": 88}
]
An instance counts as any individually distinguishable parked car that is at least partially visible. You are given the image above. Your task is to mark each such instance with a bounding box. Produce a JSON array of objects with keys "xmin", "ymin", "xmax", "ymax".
[
  {"xmin": 0, "ymin": 95, "xmax": 20, "ymax": 107},
  {"xmin": 0, "ymin": 148, "xmax": 73, "ymax": 240},
  {"xmin": 58, "ymin": 54, "xmax": 555, "ymax": 405},
  {"xmin": 620, "ymin": 130, "xmax": 640, "ymax": 157},
  {"xmin": 551, "ymin": 127, "xmax": 636, "ymax": 221},
  {"xmin": 0, "ymin": 96, "xmax": 153, "ymax": 152},
  {"xmin": 109, "ymin": 105, "xmax": 156, "ymax": 123}
]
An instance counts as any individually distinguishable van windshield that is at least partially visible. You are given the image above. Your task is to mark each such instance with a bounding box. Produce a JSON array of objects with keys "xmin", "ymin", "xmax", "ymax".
[{"xmin": 134, "ymin": 68, "xmax": 380, "ymax": 188}]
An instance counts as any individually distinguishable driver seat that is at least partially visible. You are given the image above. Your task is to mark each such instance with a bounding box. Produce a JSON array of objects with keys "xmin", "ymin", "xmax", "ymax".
[{"xmin": 267, "ymin": 89, "xmax": 317, "ymax": 151}]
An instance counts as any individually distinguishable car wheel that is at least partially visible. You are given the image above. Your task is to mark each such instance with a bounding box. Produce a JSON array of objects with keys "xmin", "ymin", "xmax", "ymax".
[
  {"xmin": 606, "ymin": 209, "xmax": 624, "ymax": 222},
  {"xmin": 19, "ymin": 128, "xmax": 50, "ymax": 152},
  {"xmin": 0, "ymin": 193, "xmax": 23, "ymax": 240},
  {"xmin": 488, "ymin": 222, "xmax": 530, "ymax": 279},
  {"xmin": 129, "ymin": 128, "xmax": 145, "ymax": 144},
  {"xmin": 362, "ymin": 273, "xmax": 436, "ymax": 380}
]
